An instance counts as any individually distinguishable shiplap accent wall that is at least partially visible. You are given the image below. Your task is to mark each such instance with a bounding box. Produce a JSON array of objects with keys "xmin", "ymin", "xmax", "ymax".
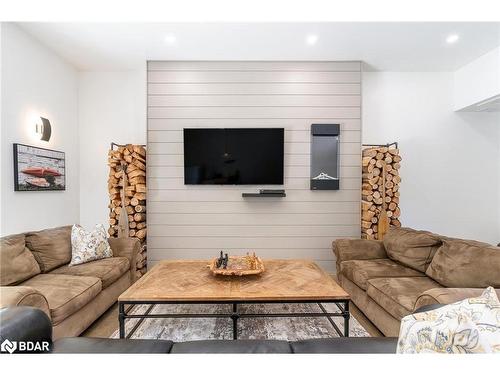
[{"xmin": 147, "ymin": 61, "xmax": 362, "ymax": 273}]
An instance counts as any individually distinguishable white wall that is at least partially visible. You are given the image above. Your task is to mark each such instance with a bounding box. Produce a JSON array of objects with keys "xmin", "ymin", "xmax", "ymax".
[
  {"xmin": 454, "ymin": 47, "xmax": 500, "ymax": 111},
  {"xmin": 0, "ymin": 23, "xmax": 79, "ymax": 235},
  {"xmin": 363, "ymin": 72, "xmax": 500, "ymax": 244},
  {"xmin": 78, "ymin": 70, "xmax": 146, "ymax": 229}
]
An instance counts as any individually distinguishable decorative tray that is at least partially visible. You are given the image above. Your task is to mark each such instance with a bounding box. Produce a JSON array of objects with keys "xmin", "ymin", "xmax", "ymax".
[{"xmin": 208, "ymin": 254, "xmax": 265, "ymax": 276}]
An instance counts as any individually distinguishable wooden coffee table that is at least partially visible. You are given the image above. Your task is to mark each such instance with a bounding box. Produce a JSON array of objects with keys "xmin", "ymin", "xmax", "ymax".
[{"xmin": 118, "ymin": 259, "xmax": 350, "ymax": 340}]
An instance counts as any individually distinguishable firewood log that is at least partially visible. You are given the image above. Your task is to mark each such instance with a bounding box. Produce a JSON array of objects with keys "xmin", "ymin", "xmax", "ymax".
[
  {"xmin": 133, "ymin": 145, "xmax": 146, "ymax": 158},
  {"xmin": 128, "ymin": 169, "xmax": 146, "ymax": 179},
  {"xmin": 134, "ymin": 205, "xmax": 146, "ymax": 213},
  {"xmin": 135, "ymin": 228, "xmax": 147, "ymax": 240},
  {"xmin": 129, "ymin": 176, "xmax": 146, "ymax": 185},
  {"xmin": 361, "ymin": 220, "xmax": 372, "ymax": 229},
  {"xmin": 136, "ymin": 222, "xmax": 147, "ymax": 230},
  {"xmin": 362, "ymin": 156, "xmax": 373, "ymax": 167},
  {"xmin": 135, "ymin": 184, "xmax": 146, "ymax": 193},
  {"xmin": 362, "ymin": 210, "xmax": 376, "ymax": 221},
  {"xmin": 133, "ymin": 159, "xmax": 146, "ymax": 171},
  {"xmin": 134, "ymin": 213, "xmax": 146, "ymax": 222},
  {"xmin": 134, "ymin": 193, "xmax": 146, "ymax": 201},
  {"xmin": 363, "ymin": 149, "xmax": 377, "ymax": 158}
]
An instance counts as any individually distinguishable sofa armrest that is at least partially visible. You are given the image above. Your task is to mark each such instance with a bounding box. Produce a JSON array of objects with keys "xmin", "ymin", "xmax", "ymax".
[
  {"xmin": 108, "ymin": 237, "xmax": 141, "ymax": 283},
  {"xmin": 0, "ymin": 307, "xmax": 52, "ymax": 352},
  {"xmin": 415, "ymin": 287, "xmax": 500, "ymax": 311},
  {"xmin": 333, "ymin": 239, "xmax": 387, "ymax": 277},
  {"xmin": 0, "ymin": 286, "xmax": 51, "ymax": 320}
]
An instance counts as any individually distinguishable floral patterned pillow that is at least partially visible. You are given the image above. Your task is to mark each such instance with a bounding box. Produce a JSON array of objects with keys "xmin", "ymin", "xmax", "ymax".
[
  {"xmin": 70, "ymin": 224, "xmax": 113, "ymax": 266},
  {"xmin": 397, "ymin": 287, "xmax": 500, "ymax": 353}
]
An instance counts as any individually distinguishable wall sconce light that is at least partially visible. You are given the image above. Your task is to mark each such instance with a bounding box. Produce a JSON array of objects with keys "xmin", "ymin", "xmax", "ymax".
[{"xmin": 35, "ymin": 117, "xmax": 52, "ymax": 141}]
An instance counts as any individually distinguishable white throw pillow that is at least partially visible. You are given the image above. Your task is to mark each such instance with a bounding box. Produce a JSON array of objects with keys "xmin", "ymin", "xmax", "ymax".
[
  {"xmin": 70, "ymin": 224, "xmax": 113, "ymax": 266},
  {"xmin": 397, "ymin": 287, "xmax": 500, "ymax": 353}
]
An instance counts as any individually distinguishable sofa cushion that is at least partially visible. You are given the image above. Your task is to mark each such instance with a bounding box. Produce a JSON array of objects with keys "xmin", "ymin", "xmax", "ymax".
[
  {"xmin": 340, "ymin": 259, "xmax": 423, "ymax": 291},
  {"xmin": 383, "ymin": 227, "xmax": 442, "ymax": 272},
  {"xmin": 21, "ymin": 274, "xmax": 102, "ymax": 324},
  {"xmin": 415, "ymin": 287, "xmax": 500, "ymax": 311},
  {"xmin": 426, "ymin": 239, "xmax": 500, "ymax": 288},
  {"xmin": 50, "ymin": 257, "xmax": 130, "ymax": 288},
  {"xmin": 70, "ymin": 224, "xmax": 113, "ymax": 266},
  {"xmin": 25, "ymin": 226, "xmax": 72, "ymax": 272},
  {"xmin": 53, "ymin": 338, "xmax": 174, "ymax": 353},
  {"xmin": 170, "ymin": 340, "xmax": 292, "ymax": 354},
  {"xmin": 0, "ymin": 234, "xmax": 41, "ymax": 285},
  {"xmin": 366, "ymin": 277, "xmax": 441, "ymax": 320}
]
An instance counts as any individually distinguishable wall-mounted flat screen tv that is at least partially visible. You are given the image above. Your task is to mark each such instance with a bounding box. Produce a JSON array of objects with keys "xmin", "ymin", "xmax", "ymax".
[{"xmin": 184, "ymin": 128, "xmax": 284, "ymax": 185}]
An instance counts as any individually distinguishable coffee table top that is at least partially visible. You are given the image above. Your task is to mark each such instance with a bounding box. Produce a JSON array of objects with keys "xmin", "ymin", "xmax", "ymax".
[{"xmin": 119, "ymin": 259, "xmax": 349, "ymax": 302}]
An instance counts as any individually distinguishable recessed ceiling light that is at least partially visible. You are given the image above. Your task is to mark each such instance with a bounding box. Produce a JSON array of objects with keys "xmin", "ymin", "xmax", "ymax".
[
  {"xmin": 164, "ymin": 34, "xmax": 177, "ymax": 45},
  {"xmin": 446, "ymin": 34, "xmax": 459, "ymax": 44},
  {"xmin": 306, "ymin": 34, "xmax": 318, "ymax": 45}
]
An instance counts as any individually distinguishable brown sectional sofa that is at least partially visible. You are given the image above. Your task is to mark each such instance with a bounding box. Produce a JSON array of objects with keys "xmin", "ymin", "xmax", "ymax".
[
  {"xmin": 0, "ymin": 225, "xmax": 140, "ymax": 339},
  {"xmin": 333, "ymin": 227, "xmax": 500, "ymax": 337}
]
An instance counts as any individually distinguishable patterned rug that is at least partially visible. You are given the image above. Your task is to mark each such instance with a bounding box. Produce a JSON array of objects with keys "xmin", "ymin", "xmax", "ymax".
[{"xmin": 110, "ymin": 303, "xmax": 370, "ymax": 341}]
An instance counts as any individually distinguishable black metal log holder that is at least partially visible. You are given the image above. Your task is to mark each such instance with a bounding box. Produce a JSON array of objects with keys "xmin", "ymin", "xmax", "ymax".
[
  {"xmin": 362, "ymin": 142, "xmax": 398, "ymax": 149},
  {"xmin": 110, "ymin": 142, "xmax": 147, "ymax": 150}
]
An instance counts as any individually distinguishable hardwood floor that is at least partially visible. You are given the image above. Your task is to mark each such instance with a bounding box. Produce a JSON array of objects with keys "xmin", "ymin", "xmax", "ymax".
[{"xmin": 81, "ymin": 274, "xmax": 383, "ymax": 338}]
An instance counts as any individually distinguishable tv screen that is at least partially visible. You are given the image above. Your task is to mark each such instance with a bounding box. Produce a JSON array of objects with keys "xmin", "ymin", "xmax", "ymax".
[{"xmin": 184, "ymin": 128, "xmax": 284, "ymax": 185}]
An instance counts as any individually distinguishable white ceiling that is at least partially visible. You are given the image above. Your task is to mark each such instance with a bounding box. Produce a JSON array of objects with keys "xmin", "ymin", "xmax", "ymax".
[{"xmin": 18, "ymin": 22, "xmax": 500, "ymax": 71}]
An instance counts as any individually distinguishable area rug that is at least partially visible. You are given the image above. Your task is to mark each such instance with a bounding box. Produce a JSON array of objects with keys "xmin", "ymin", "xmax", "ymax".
[{"xmin": 110, "ymin": 303, "xmax": 370, "ymax": 341}]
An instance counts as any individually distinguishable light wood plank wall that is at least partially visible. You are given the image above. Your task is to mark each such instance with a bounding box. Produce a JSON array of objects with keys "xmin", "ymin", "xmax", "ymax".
[{"xmin": 147, "ymin": 61, "xmax": 362, "ymax": 273}]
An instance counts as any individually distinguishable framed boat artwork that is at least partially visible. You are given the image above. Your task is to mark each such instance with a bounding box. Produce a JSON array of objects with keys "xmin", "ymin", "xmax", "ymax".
[{"xmin": 13, "ymin": 143, "xmax": 66, "ymax": 191}]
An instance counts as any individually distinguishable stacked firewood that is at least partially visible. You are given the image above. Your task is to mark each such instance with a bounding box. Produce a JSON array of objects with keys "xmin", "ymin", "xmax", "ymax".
[
  {"xmin": 108, "ymin": 144, "xmax": 147, "ymax": 279},
  {"xmin": 361, "ymin": 146, "xmax": 402, "ymax": 240}
]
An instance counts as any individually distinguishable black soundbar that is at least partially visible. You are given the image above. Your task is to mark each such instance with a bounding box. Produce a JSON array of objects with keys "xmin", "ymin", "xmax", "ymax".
[{"xmin": 242, "ymin": 190, "xmax": 286, "ymax": 198}]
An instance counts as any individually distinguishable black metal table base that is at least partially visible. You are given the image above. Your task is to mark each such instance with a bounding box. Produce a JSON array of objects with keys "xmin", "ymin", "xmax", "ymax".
[{"xmin": 118, "ymin": 300, "xmax": 350, "ymax": 340}]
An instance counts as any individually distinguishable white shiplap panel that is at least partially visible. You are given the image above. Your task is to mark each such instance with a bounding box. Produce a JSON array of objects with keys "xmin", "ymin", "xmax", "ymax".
[
  {"xmin": 147, "ymin": 165, "xmax": 360, "ymax": 179},
  {"xmin": 147, "ymin": 61, "xmax": 361, "ymax": 72},
  {"xmin": 148, "ymin": 106, "xmax": 360, "ymax": 119},
  {"xmin": 148, "ymin": 118, "xmax": 361, "ymax": 131},
  {"xmin": 147, "ymin": 248, "xmax": 338, "ymax": 262},
  {"xmin": 148, "ymin": 189, "xmax": 360, "ymax": 202},
  {"xmin": 148, "ymin": 130, "xmax": 361, "ymax": 143},
  {"xmin": 147, "ymin": 142, "xmax": 360, "ymax": 155},
  {"xmin": 148, "ymin": 153, "xmax": 361, "ymax": 167},
  {"xmin": 147, "ymin": 177, "xmax": 361, "ymax": 191},
  {"xmin": 147, "ymin": 201, "xmax": 360, "ymax": 214},
  {"xmin": 148, "ymin": 71, "xmax": 361, "ymax": 84},
  {"xmin": 148, "ymin": 95, "xmax": 361, "ymax": 107},
  {"xmin": 148, "ymin": 83, "xmax": 361, "ymax": 96},
  {"xmin": 148, "ymin": 236, "xmax": 349, "ymax": 250},
  {"xmin": 148, "ymin": 213, "xmax": 359, "ymax": 226},
  {"xmin": 148, "ymin": 224, "xmax": 360, "ymax": 237},
  {"xmin": 147, "ymin": 61, "xmax": 361, "ymax": 269}
]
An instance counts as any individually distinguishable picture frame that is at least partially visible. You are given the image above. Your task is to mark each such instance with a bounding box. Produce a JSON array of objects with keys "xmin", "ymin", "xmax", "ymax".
[{"xmin": 13, "ymin": 143, "xmax": 66, "ymax": 191}]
